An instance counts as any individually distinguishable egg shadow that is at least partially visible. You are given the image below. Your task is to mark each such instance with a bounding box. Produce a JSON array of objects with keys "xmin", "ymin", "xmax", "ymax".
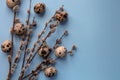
[
  {"xmin": 47, "ymin": 73, "xmax": 58, "ymax": 80},
  {"xmin": 34, "ymin": 9, "xmax": 46, "ymax": 18},
  {"xmin": 60, "ymin": 16, "xmax": 69, "ymax": 25}
]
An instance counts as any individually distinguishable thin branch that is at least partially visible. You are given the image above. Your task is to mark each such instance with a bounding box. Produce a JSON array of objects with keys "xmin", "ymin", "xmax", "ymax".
[
  {"xmin": 28, "ymin": 21, "xmax": 59, "ymax": 65},
  {"xmin": 19, "ymin": 6, "xmax": 67, "ymax": 79},
  {"xmin": 22, "ymin": 30, "xmax": 68, "ymax": 79},
  {"xmin": 21, "ymin": 0, "xmax": 32, "ymax": 69},
  {"xmin": 10, "ymin": 38, "xmax": 25, "ymax": 75},
  {"xmin": 53, "ymin": 30, "xmax": 68, "ymax": 49},
  {"xmin": 19, "ymin": 25, "xmax": 57, "ymax": 80},
  {"xmin": 6, "ymin": 9, "xmax": 17, "ymax": 80}
]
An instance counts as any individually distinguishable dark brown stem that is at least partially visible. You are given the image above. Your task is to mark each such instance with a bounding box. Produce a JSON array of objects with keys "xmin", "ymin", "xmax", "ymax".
[
  {"xmin": 19, "ymin": 6, "xmax": 65, "ymax": 79},
  {"xmin": 23, "ymin": 68, "xmax": 41, "ymax": 79},
  {"xmin": 23, "ymin": 60, "xmax": 46, "ymax": 79},
  {"xmin": 28, "ymin": 71, "xmax": 39, "ymax": 80},
  {"xmin": 21, "ymin": 22, "xmax": 59, "ymax": 79},
  {"xmin": 30, "ymin": 22, "xmax": 49, "ymax": 54},
  {"xmin": 11, "ymin": 11, "xmax": 16, "ymax": 57},
  {"xmin": 28, "ymin": 75, "xmax": 33, "ymax": 80},
  {"xmin": 21, "ymin": 33, "xmax": 30, "ymax": 69},
  {"xmin": 21, "ymin": 0, "xmax": 32, "ymax": 69},
  {"xmin": 7, "ymin": 11, "xmax": 17, "ymax": 80},
  {"xmin": 53, "ymin": 30, "xmax": 68, "ymax": 49},
  {"xmin": 19, "ymin": 30, "xmax": 53, "ymax": 80},
  {"xmin": 26, "ymin": 0, "xmax": 31, "ymax": 25},
  {"xmin": 28, "ymin": 31, "xmax": 52, "ymax": 64},
  {"xmin": 10, "ymin": 38, "xmax": 25, "ymax": 75},
  {"xmin": 22, "ymin": 30, "xmax": 67, "ymax": 79},
  {"xmin": 7, "ymin": 55, "xmax": 12, "ymax": 80},
  {"xmin": 24, "ymin": 6, "xmax": 63, "ymax": 66},
  {"xmin": 25, "ymin": 22, "xmax": 59, "ymax": 67},
  {"xmin": 23, "ymin": 72, "xmax": 32, "ymax": 79}
]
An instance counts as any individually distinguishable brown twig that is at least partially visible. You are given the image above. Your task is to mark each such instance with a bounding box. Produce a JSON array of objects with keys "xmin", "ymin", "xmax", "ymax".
[
  {"xmin": 6, "ymin": 7, "xmax": 17, "ymax": 80},
  {"xmin": 29, "ymin": 11, "xmax": 58, "ymax": 54},
  {"xmin": 10, "ymin": 38, "xmax": 25, "ymax": 75},
  {"xmin": 19, "ymin": 6, "xmax": 67, "ymax": 79},
  {"xmin": 21, "ymin": 0, "xmax": 32, "ymax": 69},
  {"xmin": 24, "ymin": 5, "xmax": 65, "ymax": 66},
  {"xmin": 11, "ymin": 11, "xmax": 17, "ymax": 57},
  {"xmin": 28, "ymin": 21, "xmax": 59, "ymax": 65},
  {"xmin": 53, "ymin": 30, "xmax": 68, "ymax": 49},
  {"xmin": 30, "ymin": 21, "xmax": 50, "ymax": 54},
  {"xmin": 22, "ymin": 30, "xmax": 68, "ymax": 79},
  {"xmin": 18, "ymin": 22, "xmax": 59, "ymax": 80},
  {"xmin": 23, "ymin": 58, "xmax": 55, "ymax": 79}
]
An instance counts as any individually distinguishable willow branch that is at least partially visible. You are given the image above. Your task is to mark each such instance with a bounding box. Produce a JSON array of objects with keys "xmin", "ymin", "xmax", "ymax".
[
  {"xmin": 21, "ymin": 0, "xmax": 32, "ymax": 69},
  {"xmin": 22, "ymin": 30, "xmax": 68, "ymax": 79},
  {"xmin": 6, "ymin": 7, "xmax": 17, "ymax": 80}
]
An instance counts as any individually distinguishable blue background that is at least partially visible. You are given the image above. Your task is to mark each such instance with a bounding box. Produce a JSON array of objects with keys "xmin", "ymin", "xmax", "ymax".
[{"xmin": 0, "ymin": 0, "xmax": 120, "ymax": 80}]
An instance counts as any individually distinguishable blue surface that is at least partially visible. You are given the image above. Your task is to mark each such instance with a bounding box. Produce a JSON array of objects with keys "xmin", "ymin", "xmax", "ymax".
[{"xmin": 0, "ymin": 0, "xmax": 120, "ymax": 80}]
